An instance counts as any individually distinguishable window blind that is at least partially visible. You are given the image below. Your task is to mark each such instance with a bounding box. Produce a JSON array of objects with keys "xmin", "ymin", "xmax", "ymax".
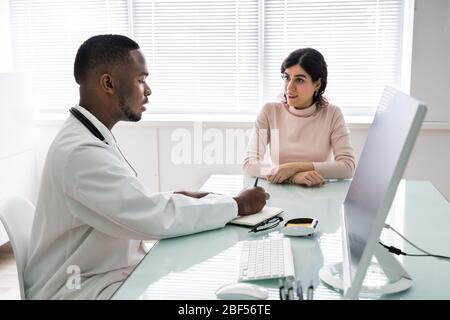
[
  {"xmin": 132, "ymin": 0, "xmax": 259, "ymax": 114},
  {"xmin": 9, "ymin": 0, "xmax": 129, "ymax": 113},
  {"xmin": 9, "ymin": 0, "xmax": 406, "ymax": 116},
  {"xmin": 264, "ymin": 0, "xmax": 404, "ymax": 116}
]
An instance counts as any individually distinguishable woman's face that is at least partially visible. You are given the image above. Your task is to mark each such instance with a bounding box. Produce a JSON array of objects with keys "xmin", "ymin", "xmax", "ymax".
[{"xmin": 282, "ymin": 64, "xmax": 321, "ymax": 109}]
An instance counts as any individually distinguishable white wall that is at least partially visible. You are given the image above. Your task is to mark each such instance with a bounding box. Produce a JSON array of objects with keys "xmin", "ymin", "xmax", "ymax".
[
  {"xmin": 411, "ymin": 0, "xmax": 450, "ymax": 122},
  {"xmin": 149, "ymin": 125, "xmax": 450, "ymax": 200},
  {"xmin": 0, "ymin": 0, "xmax": 12, "ymax": 73},
  {"xmin": 0, "ymin": 72, "xmax": 37, "ymax": 245},
  {"xmin": 35, "ymin": 121, "xmax": 450, "ymax": 201}
]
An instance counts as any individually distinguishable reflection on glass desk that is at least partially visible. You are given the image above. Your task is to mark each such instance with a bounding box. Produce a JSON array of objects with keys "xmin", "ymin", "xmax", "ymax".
[{"xmin": 112, "ymin": 175, "xmax": 450, "ymax": 300}]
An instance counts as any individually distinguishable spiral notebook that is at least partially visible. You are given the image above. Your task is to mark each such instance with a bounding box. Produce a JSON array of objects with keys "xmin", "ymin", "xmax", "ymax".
[{"xmin": 229, "ymin": 206, "xmax": 284, "ymax": 227}]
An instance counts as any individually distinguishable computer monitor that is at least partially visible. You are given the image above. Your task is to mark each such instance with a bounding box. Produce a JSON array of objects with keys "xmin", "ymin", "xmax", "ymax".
[{"xmin": 319, "ymin": 86, "xmax": 427, "ymax": 299}]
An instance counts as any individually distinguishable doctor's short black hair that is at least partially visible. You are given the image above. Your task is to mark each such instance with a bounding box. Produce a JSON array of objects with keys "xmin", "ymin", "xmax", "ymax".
[{"xmin": 74, "ymin": 34, "xmax": 140, "ymax": 84}]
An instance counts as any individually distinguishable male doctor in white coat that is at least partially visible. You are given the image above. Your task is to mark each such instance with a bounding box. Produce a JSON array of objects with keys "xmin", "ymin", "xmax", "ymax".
[{"xmin": 24, "ymin": 34, "xmax": 269, "ymax": 299}]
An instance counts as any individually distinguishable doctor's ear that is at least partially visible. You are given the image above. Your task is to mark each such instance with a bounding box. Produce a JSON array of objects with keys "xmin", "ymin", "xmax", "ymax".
[{"xmin": 100, "ymin": 74, "xmax": 115, "ymax": 94}]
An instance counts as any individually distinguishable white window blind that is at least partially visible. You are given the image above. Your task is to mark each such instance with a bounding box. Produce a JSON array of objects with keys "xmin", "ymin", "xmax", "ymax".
[
  {"xmin": 9, "ymin": 0, "xmax": 129, "ymax": 113},
  {"xmin": 264, "ymin": 0, "xmax": 404, "ymax": 116},
  {"xmin": 132, "ymin": 0, "xmax": 259, "ymax": 114},
  {"xmin": 9, "ymin": 0, "xmax": 406, "ymax": 116}
]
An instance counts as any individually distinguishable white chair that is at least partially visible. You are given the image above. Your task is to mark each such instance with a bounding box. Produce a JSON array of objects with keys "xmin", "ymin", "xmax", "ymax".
[{"xmin": 0, "ymin": 196, "xmax": 35, "ymax": 300}]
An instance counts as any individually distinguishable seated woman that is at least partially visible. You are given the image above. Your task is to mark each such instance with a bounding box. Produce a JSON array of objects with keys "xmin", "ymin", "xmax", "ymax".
[{"xmin": 243, "ymin": 48, "xmax": 355, "ymax": 187}]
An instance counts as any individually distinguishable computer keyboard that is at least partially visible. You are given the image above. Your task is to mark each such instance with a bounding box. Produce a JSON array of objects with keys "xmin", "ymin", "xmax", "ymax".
[{"xmin": 238, "ymin": 238, "xmax": 295, "ymax": 281}]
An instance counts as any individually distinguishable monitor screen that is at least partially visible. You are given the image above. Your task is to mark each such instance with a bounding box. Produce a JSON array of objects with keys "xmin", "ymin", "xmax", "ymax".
[{"xmin": 340, "ymin": 86, "xmax": 427, "ymax": 298}]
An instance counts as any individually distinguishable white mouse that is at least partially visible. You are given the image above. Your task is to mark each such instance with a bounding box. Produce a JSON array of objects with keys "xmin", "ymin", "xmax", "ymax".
[{"xmin": 215, "ymin": 282, "xmax": 269, "ymax": 300}]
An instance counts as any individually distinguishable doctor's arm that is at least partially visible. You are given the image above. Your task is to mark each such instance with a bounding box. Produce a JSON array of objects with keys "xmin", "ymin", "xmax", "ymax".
[
  {"xmin": 173, "ymin": 191, "xmax": 210, "ymax": 198},
  {"xmin": 174, "ymin": 189, "xmax": 268, "ymax": 215},
  {"xmin": 62, "ymin": 144, "xmax": 239, "ymax": 240},
  {"xmin": 63, "ymin": 144, "xmax": 267, "ymax": 240}
]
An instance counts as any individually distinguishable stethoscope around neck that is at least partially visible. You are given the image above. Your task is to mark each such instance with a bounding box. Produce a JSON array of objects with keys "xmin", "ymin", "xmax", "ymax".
[{"xmin": 69, "ymin": 107, "xmax": 138, "ymax": 177}]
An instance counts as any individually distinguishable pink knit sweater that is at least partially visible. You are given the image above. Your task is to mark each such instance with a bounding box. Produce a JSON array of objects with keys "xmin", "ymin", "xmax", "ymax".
[{"xmin": 243, "ymin": 102, "xmax": 355, "ymax": 179}]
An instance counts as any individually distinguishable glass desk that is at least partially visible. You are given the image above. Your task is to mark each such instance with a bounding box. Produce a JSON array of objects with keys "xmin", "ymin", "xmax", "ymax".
[{"xmin": 112, "ymin": 175, "xmax": 450, "ymax": 300}]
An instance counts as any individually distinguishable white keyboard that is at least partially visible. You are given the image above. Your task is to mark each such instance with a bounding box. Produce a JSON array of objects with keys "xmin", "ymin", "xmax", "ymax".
[{"xmin": 238, "ymin": 238, "xmax": 295, "ymax": 281}]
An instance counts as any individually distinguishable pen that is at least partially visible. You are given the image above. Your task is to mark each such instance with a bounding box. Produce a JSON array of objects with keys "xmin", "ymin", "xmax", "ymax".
[
  {"xmin": 307, "ymin": 281, "xmax": 314, "ymax": 300},
  {"xmin": 254, "ymin": 177, "xmax": 259, "ymax": 187},
  {"xmin": 278, "ymin": 278, "xmax": 286, "ymax": 300},
  {"xmin": 295, "ymin": 280, "xmax": 303, "ymax": 300},
  {"xmin": 285, "ymin": 276, "xmax": 295, "ymax": 300}
]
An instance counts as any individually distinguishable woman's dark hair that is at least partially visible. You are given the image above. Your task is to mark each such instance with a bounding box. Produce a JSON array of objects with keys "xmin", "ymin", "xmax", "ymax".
[{"xmin": 281, "ymin": 48, "xmax": 328, "ymax": 106}]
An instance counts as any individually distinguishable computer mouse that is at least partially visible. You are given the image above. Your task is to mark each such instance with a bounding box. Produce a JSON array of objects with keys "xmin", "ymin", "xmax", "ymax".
[
  {"xmin": 215, "ymin": 282, "xmax": 269, "ymax": 300},
  {"xmin": 281, "ymin": 218, "xmax": 318, "ymax": 237}
]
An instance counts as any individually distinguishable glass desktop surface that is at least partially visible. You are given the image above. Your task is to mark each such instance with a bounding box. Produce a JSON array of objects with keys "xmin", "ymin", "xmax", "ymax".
[{"xmin": 112, "ymin": 175, "xmax": 450, "ymax": 300}]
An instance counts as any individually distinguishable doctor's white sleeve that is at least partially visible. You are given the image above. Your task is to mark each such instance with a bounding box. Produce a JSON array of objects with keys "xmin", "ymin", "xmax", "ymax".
[{"xmin": 62, "ymin": 144, "xmax": 238, "ymax": 240}]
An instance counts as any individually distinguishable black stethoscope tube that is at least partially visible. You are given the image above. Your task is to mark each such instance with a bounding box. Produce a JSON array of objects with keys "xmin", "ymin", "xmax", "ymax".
[{"xmin": 69, "ymin": 107, "xmax": 138, "ymax": 177}]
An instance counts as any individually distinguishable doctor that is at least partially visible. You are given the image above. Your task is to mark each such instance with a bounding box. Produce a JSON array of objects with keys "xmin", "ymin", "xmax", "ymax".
[{"xmin": 24, "ymin": 34, "xmax": 269, "ymax": 300}]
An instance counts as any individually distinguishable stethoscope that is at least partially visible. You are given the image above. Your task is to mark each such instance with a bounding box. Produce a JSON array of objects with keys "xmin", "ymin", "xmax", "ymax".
[{"xmin": 69, "ymin": 107, "xmax": 138, "ymax": 177}]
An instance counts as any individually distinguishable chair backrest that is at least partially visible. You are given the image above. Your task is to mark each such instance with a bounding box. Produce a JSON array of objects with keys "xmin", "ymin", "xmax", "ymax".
[{"xmin": 0, "ymin": 196, "xmax": 35, "ymax": 300}]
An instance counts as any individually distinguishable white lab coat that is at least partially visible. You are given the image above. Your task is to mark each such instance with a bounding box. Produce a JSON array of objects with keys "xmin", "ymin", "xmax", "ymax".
[{"xmin": 24, "ymin": 105, "xmax": 238, "ymax": 300}]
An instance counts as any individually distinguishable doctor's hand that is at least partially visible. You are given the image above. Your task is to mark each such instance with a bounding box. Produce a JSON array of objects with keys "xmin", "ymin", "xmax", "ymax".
[
  {"xmin": 233, "ymin": 187, "xmax": 270, "ymax": 216},
  {"xmin": 174, "ymin": 191, "xmax": 211, "ymax": 199},
  {"xmin": 290, "ymin": 171, "xmax": 325, "ymax": 187}
]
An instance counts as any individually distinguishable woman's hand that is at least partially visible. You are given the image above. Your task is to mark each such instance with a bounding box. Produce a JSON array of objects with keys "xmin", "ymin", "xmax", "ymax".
[
  {"xmin": 267, "ymin": 163, "xmax": 299, "ymax": 184},
  {"xmin": 267, "ymin": 162, "xmax": 313, "ymax": 184},
  {"xmin": 290, "ymin": 171, "xmax": 325, "ymax": 187}
]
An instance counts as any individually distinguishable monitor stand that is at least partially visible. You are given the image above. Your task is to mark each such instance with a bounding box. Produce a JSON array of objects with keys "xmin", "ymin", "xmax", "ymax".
[{"xmin": 319, "ymin": 243, "xmax": 413, "ymax": 295}]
